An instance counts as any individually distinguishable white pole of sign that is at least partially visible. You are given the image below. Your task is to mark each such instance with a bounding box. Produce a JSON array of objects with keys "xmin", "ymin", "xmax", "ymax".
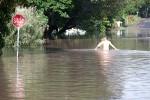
[
  {"xmin": 16, "ymin": 27, "xmax": 20, "ymax": 88},
  {"xmin": 16, "ymin": 27, "xmax": 20, "ymax": 75},
  {"xmin": 17, "ymin": 27, "xmax": 20, "ymax": 48},
  {"xmin": 16, "ymin": 27, "xmax": 20, "ymax": 60}
]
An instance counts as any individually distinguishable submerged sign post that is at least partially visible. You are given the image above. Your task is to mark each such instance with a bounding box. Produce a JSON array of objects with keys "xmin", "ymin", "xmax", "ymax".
[
  {"xmin": 12, "ymin": 14, "xmax": 25, "ymax": 47},
  {"xmin": 12, "ymin": 14, "xmax": 25, "ymax": 87}
]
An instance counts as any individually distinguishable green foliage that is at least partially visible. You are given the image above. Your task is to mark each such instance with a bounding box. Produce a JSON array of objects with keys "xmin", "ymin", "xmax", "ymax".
[
  {"xmin": 69, "ymin": 0, "xmax": 129, "ymax": 34},
  {"xmin": 5, "ymin": 6, "xmax": 48, "ymax": 47},
  {"xmin": 0, "ymin": 0, "xmax": 149, "ymax": 50},
  {"xmin": 26, "ymin": 0, "xmax": 73, "ymax": 17},
  {"xmin": 96, "ymin": 17, "xmax": 112, "ymax": 37},
  {"xmin": 124, "ymin": 0, "xmax": 145, "ymax": 14},
  {"xmin": 0, "ymin": 0, "xmax": 16, "ymax": 49},
  {"xmin": 144, "ymin": 0, "xmax": 150, "ymax": 4},
  {"xmin": 0, "ymin": 0, "xmax": 27, "ymax": 51}
]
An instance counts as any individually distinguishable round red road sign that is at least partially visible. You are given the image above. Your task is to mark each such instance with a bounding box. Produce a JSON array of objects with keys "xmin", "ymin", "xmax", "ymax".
[{"xmin": 12, "ymin": 14, "xmax": 25, "ymax": 28}]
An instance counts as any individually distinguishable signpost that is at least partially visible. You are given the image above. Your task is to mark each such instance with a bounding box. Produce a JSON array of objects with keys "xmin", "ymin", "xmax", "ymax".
[
  {"xmin": 12, "ymin": 14, "xmax": 25, "ymax": 89},
  {"xmin": 12, "ymin": 14, "xmax": 25, "ymax": 47}
]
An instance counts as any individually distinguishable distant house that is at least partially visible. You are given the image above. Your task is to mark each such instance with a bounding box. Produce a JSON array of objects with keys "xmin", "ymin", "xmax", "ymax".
[{"xmin": 116, "ymin": 21, "xmax": 122, "ymax": 28}]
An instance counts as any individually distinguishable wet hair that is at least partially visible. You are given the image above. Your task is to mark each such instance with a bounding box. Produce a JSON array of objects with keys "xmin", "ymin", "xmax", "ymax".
[{"xmin": 101, "ymin": 37, "xmax": 107, "ymax": 41}]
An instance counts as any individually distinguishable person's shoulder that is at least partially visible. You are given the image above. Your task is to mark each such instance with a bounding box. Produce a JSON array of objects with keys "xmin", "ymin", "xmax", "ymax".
[{"xmin": 107, "ymin": 40, "xmax": 112, "ymax": 44}]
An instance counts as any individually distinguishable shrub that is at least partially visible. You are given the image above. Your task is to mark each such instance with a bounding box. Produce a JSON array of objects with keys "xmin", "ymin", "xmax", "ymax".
[{"xmin": 5, "ymin": 6, "xmax": 48, "ymax": 47}]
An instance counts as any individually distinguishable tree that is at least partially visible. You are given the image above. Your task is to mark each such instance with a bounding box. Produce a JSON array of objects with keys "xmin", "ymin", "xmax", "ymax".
[
  {"xmin": 0, "ymin": 0, "xmax": 16, "ymax": 52},
  {"xmin": 42, "ymin": 0, "xmax": 130, "ymax": 39},
  {"xmin": 0, "ymin": 0, "xmax": 27, "ymax": 52},
  {"xmin": 25, "ymin": 0, "xmax": 73, "ymax": 39},
  {"xmin": 5, "ymin": 6, "xmax": 48, "ymax": 47},
  {"xmin": 139, "ymin": 0, "xmax": 150, "ymax": 18},
  {"xmin": 0, "ymin": 0, "xmax": 148, "ymax": 51}
]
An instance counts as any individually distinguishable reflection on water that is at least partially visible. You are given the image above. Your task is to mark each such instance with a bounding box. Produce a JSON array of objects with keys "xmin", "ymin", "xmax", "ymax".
[
  {"xmin": 96, "ymin": 51, "xmax": 112, "ymax": 66},
  {"xmin": 15, "ymin": 47, "xmax": 25, "ymax": 100},
  {"xmin": 1, "ymin": 47, "xmax": 150, "ymax": 100}
]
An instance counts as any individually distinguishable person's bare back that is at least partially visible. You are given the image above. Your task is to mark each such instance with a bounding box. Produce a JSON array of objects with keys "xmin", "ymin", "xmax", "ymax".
[{"xmin": 95, "ymin": 37, "xmax": 118, "ymax": 50}]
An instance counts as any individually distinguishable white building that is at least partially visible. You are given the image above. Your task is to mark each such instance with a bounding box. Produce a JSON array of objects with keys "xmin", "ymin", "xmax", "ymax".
[{"xmin": 65, "ymin": 28, "xmax": 86, "ymax": 36}]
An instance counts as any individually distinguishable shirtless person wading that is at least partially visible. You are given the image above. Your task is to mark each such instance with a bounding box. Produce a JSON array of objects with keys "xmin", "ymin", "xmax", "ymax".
[{"xmin": 95, "ymin": 37, "xmax": 118, "ymax": 50}]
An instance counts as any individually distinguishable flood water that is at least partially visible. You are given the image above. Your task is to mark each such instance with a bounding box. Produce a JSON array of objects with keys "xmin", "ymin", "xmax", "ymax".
[
  {"xmin": 1, "ymin": 19, "xmax": 150, "ymax": 100},
  {"xmin": 0, "ymin": 46, "xmax": 150, "ymax": 100}
]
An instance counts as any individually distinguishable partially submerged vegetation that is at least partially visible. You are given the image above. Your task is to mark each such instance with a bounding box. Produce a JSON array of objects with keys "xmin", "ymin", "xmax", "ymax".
[
  {"xmin": 5, "ymin": 6, "xmax": 48, "ymax": 47},
  {"xmin": 0, "ymin": 0, "xmax": 149, "ymax": 49}
]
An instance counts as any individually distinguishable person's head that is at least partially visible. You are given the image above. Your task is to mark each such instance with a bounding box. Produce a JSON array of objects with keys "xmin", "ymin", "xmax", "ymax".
[{"xmin": 101, "ymin": 37, "xmax": 107, "ymax": 41}]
